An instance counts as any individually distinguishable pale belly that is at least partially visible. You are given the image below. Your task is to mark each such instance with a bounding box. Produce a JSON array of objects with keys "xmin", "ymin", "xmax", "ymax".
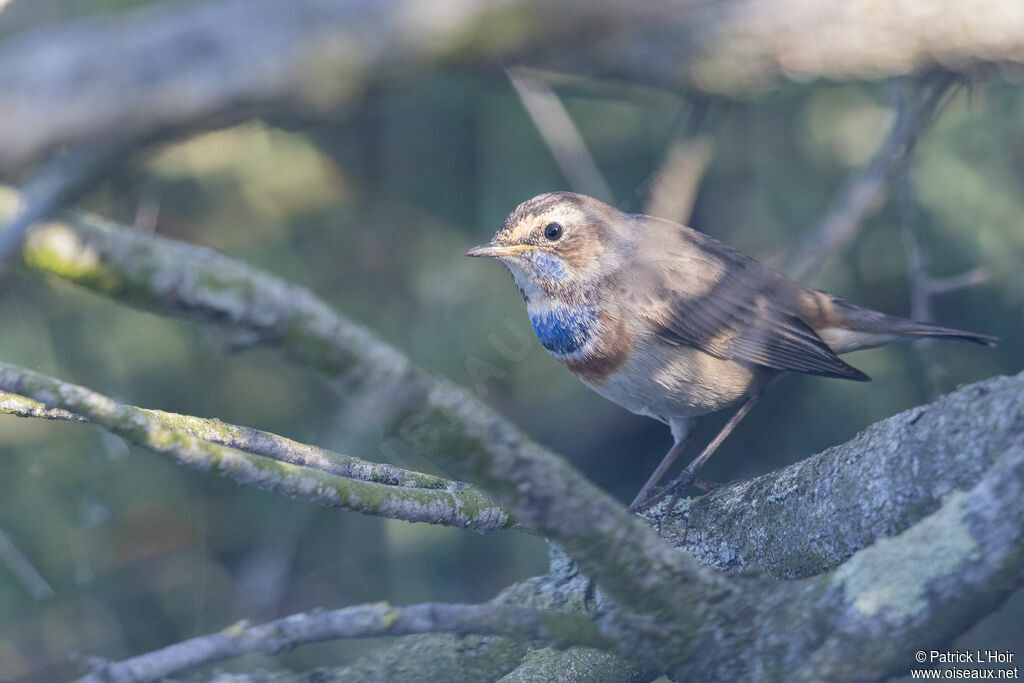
[{"xmin": 580, "ymin": 340, "xmax": 774, "ymax": 424}]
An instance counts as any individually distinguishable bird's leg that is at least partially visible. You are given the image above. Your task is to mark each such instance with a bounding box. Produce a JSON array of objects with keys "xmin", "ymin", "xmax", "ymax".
[
  {"xmin": 628, "ymin": 418, "xmax": 696, "ymax": 512},
  {"xmin": 634, "ymin": 393, "xmax": 762, "ymax": 513}
]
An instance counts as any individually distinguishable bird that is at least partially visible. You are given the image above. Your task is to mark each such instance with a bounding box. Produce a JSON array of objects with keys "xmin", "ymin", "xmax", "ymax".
[{"xmin": 466, "ymin": 191, "xmax": 996, "ymax": 511}]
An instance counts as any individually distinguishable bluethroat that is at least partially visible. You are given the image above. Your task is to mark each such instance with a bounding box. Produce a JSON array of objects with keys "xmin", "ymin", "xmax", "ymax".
[{"xmin": 467, "ymin": 192, "xmax": 996, "ymax": 511}]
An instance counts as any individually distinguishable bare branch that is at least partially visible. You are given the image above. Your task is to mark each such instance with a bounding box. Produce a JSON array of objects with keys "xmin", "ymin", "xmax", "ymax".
[
  {"xmin": 0, "ymin": 365, "xmax": 514, "ymax": 533},
  {"xmin": 508, "ymin": 69, "xmax": 615, "ymax": 204},
  {"xmin": 778, "ymin": 77, "xmax": 956, "ymax": 281},
  {"xmin": 74, "ymin": 601, "xmax": 612, "ymax": 683},
  {"xmin": 642, "ymin": 136, "xmax": 713, "ymax": 224},
  {"xmin": 928, "ymin": 267, "xmax": 991, "ymax": 295},
  {"xmin": 3, "ymin": 0, "xmax": 1024, "ymax": 171},
  {"xmin": 898, "ymin": 161, "xmax": 993, "ymax": 396},
  {"xmin": 0, "ymin": 528, "xmax": 54, "ymax": 601}
]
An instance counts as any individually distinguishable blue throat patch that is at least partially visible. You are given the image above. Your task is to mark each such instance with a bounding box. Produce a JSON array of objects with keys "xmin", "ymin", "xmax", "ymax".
[
  {"xmin": 529, "ymin": 305, "xmax": 597, "ymax": 355},
  {"xmin": 531, "ymin": 252, "xmax": 567, "ymax": 281}
]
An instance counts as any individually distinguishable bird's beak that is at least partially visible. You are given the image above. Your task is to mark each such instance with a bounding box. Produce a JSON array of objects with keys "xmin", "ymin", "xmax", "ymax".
[{"xmin": 465, "ymin": 242, "xmax": 529, "ymax": 258}]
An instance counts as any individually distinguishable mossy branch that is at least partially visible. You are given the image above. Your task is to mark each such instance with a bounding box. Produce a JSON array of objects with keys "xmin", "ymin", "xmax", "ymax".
[
  {"xmin": 0, "ymin": 365, "xmax": 513, "ymax": 533},
  {"xmin": 649, "ymin": 371, "xmax": 1024, "ymax": 579}
]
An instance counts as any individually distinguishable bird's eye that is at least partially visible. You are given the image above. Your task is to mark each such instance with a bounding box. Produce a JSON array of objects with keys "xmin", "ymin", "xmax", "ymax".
[{"xmin": 544, "ymin": 222, "xmax": 563, "ymax": 241}]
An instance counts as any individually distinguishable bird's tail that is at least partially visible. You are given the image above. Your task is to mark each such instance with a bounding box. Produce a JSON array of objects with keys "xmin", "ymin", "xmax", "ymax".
[
  {"xmin": 809, "ymin": 297, "xmax": 997, "ymax": 354},
  {"xmin": 884, "ymin": 320, "xmax": 997, "ymax": 347}
]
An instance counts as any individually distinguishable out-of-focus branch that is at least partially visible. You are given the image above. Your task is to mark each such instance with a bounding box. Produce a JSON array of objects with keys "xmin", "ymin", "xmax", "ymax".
[
  {"xmin": 642, "ymin": 99, "xmax": 712, "ymax": 223},
  {"xmin": 508, "ymin": 69, "xmax": 615, "ymax": 204},
  {"xmin": 75, "ymin": 601, "xmax": 612, "ymax": 683},
  {"xmin": 0, "ymin": 528, "xmax": 54, "ymax": 601},
  {"xmin": 898, "ymin": 163, "xmax": 991, "ymax": 396},
  {"xmin": 642, "ymin": 136, "xmax": 713, "ymax": 224},
  {"xmin": 0, "ymin": 146, "xmax": 112, "ymax": 276},
  {"xmin": 0, "ymin": 368, "xmax": 514, "ymax": 533},
  {"xmin": 3, "ymin": 0, "xmax": 1024, "ymax": 171},
  {"xmin": 778, "ymin": 77, "xmax": 957, "ymax": 282},
  {"xmin": 0, "ymin": 391, "xmax": 86, "ymax": 422}
]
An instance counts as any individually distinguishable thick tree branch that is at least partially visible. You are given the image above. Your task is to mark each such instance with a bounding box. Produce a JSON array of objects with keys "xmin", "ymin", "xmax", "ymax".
[
  {"xmin": 0, "ymin": 369, "xmax": 513, "ymax": 533},
  {"xmin": 6, "ymin": 339, "xmax": 1021, "ymax": 678},
  {"xmin": 497, "ymin": 647, "xmax": 642, "ymax": 682},
  {"xmin": 2, "ymin": 0, "xmax": 1024, "ymax": 171},
  {"xmin": 648, "ymin": 371, "xmax": 1024, "ymax": 578}
]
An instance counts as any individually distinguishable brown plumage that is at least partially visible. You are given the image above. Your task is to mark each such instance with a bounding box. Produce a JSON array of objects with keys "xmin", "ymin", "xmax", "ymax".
[{"xmin": 467, "ymin": 191, "xmax": 996, "ymax": 508}]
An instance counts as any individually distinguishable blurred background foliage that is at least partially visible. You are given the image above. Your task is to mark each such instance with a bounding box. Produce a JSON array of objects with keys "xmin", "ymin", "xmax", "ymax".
[{"xmin": 1, "ymin": 1, "xmax": 1023, "ymax": 681}]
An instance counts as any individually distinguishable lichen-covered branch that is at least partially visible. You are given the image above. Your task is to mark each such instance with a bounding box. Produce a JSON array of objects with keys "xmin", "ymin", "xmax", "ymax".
[
  {"xmin": 497, "ymin": 647, "xmax": 642, "ymax": 682},
  {"xmin": 648, "ymin": 371, "xmax": 1024, "ymax": 579},
  {"xmin": 1, "ymin": 388, "xmax": 472, "ymax": 492},
  {"xmin": 3, "ymin": 0, "xmax": 1024, "ymax": 170},
  {"xmin": 0, "ymin": 366, "xmax": 513, "ymax": 533},
  {"xmin": 75, "ymin": 601, "xmax": 613, "ymax": 683}
]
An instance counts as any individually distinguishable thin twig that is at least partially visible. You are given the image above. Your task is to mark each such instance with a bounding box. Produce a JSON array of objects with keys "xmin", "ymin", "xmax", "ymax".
[
  {"xmin": 0, "ymin": 528, "xmax": 55, "ymax": 600},
  {"xmin": 897, "ymin": 158, "xmax": 946, "ymax": 394},
  {"xmin": 74, "ymin": 601, "xmax": 611, "ymax": 683},
  {"xmin": 0, "ymin": 388, "xmax": 474, "ymax": 491},
  {"xmin": 642, "ymin": 136, "xmax": 713, "ymax": 223},
  {"xmin": 898, "ymin": 155, "xmax": 991, "ymax": 397},
  {"xmin": 0, "ymin": 368, "xmax": 515, "ymax": 533},
  {"xmin": 507, "ymin": 69, "xmax": 615, "ymax": 203},
  {"xmin": 779, "ymin": 75, "xmax": 958, "ymax": 282},
  {"xmin": 642, "ymin": 97, "xmax": 712, "ymax": 223}
]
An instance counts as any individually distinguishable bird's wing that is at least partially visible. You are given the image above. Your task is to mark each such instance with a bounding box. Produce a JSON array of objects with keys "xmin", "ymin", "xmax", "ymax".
[{"xmin": 630, "ymin": 220, "xmax": 869, "ymax": 381}]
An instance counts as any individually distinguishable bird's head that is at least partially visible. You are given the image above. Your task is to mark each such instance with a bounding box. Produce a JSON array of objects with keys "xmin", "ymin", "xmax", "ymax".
[{"xmin": 466, "ymin": 191, "xmax": 629, "ymax": 301}]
